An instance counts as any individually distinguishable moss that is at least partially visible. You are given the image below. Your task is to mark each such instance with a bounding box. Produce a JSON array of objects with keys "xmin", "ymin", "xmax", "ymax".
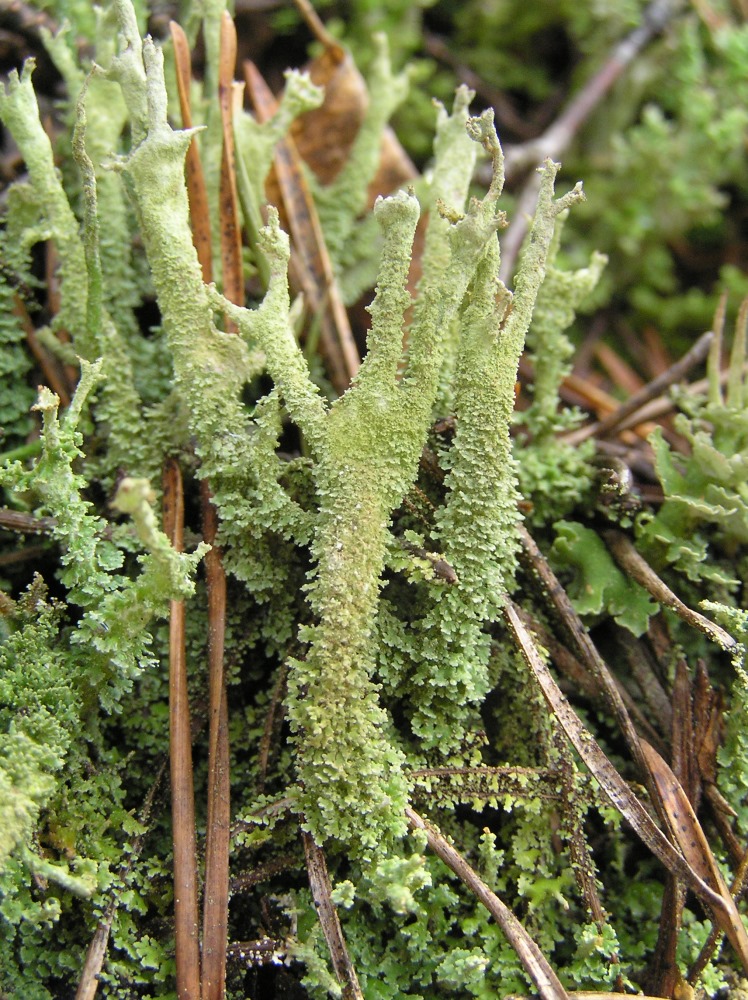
[{"xmin": 2, "ymin": 2, "xmax": 748, "ymax": 996}]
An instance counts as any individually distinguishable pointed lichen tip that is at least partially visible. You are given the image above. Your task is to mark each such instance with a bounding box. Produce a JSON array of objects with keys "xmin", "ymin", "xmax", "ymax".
[
  {"xmin": 372, "ymin": 31, "xmax": 390, "ymax": 59},
  {"xmin": 260, "ymin": 206, "xmax": 290, "ymax": 260},
  {"xmin": 373, "ymin": 188, "xmax": 419, "ymax": 226},
  {"xmin": 282, "ymin": 69, "xmax": 324, "ymax": 114},
  {"xmin": 453, "ymin": 84, "xmax": 475, "ymax": 115},
  {"xmin": 32, "ymin": 386, "xmax": 60, "ymax": 413},
  {"xmin": 0, "ymin": 59, "xmax": 33, "ymax": 96}
]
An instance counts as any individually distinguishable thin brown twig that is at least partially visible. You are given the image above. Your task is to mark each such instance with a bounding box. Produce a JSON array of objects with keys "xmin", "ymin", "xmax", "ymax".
[
  {"xmin": 0, "ymin": 508, "xmax": 55, "ymax": 534},
  {"xmin": 13, "ymin": 293, "xmax": 71, "ymax": 407},
  {"xmin": 200, "ymin": 485, "xmax": 231, "ymax": 1000},
  {"xmin": 226, "ymin": 938, "xmax": 286, "ymax": 966},
  {"xmin": 562, "ymin": 330, "xmax": 713, "ymax": 446},
  {"xmin": 411, "ymin": 764, "xmax": 565, "ymax": 804},
  {"xmin": 163, "ymin": 459, "xmax": 201, "ymax": 1000},
  {"xmin": 406, "ymin": 807, "xmax": 570, "ymax": 1000},
  {"xmin": 291, "ymin": 0, "xmax": 341, "ymax": 50},
  {"xmin": 422, "ymin": 32, "xmax": 536, "ymax": 140},
  {"xmin": 499, "ymin": 0, "xmax": 679, "ymax": 282},
  {"xmin": 549, "ymin": 724, "xmax": 607, "ymax": 929},
  {"xmin": 514, "ymin": 605, "xmax": 663, "ymax": 748},
  {"xmin": 302, "ymin": 831, "xmax": 364, "ymax": 1000},
  {"xmin": 602, "ymin": 529, "xmax": 738, "ymax": 654},
  {"xmin": 230, "ymin": 854, "xmax": 299, "ymax": 893}
]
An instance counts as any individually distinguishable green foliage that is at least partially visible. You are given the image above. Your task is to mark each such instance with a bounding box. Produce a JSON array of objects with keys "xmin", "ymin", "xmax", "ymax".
[
  {"xmin": 552, "ymin": 520, "xmax": 658, "ymax": 636},
  {"xmin": 2, "ymin": 1, "xmax": 748, "ymax": 997},
  {"xmin": 637, "ymin": 304, "xmax": 748, "ymax": 584}
]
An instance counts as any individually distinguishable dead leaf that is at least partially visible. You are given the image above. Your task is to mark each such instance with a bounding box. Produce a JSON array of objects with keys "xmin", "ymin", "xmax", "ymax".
[
  {"xmin": 503, "ymin": 601, "xmax": 737, "ymax": 936},
  {"xmin": 640, "ymin": 738, "xmax": 748, "ymax": 973}
]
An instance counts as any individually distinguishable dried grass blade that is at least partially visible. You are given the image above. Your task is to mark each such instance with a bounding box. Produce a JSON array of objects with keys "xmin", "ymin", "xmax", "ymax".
[
  {"xmin": 640, "ymin": 738, "xmax": 748, "ymax": 972},
  {"xmin": 406, "ymin": 807, "xmax": 569, "ymax": 1000},
  {"xmin": 163, "ymin": 459, "xmax": 201, "ymax": 1000}
]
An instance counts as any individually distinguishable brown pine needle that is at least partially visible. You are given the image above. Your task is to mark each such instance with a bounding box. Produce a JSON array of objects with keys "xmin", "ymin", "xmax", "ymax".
[
  {"xmin": 200, "ymin": 485, "xmax": 231, "ymax": 1000},
  {"xmin": 163, "ymin": 459, "xmax": 201, "ymax": 1000},
  {"xmin": 218, "ymin": 12, "xmax": 244, "ymax": 319},
  {"xmin": 602, "ymin": 529, "xmax": 738, "ymax": 653}
]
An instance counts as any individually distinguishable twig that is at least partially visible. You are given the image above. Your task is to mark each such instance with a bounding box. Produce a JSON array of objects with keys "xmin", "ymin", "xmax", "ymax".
[
  {"xmin": 504, "ymin": 0, "xmax": 679, "ymax": 181},
  {"xmin": 498, "ymin": 0, "xmax": 680, "ymax": 281},
  {"xmin": 230, "ymin": 854, "xmax": 299, "ymax": 893},
  {"xmin": 291, "ymin": 0, "xmax": 341, "ymax": 50},
  {"xmin": 422, "ymin": 33, "xmax": 535, "ymax": 139},
  {"xmin": 517, "ymin": 525, "xmax": 654, "ymax": 788},
  {"xmin": 0, "ymin": 508, "xmax": 55, "ymax": 534},
  {"xmin": 226, "ymin": 938, "xmax": 286, "ymax": 966},
  {"xmin": 514, "ymin": 605, "xmax": 662, "ymax": 747},
  {"xmin": 550, "ymin": 724, "xmax": 607, "ymax": 929},
  {"xmin": 562, "ymin": 330, "xmax": 713, "ymax": 446},
  {"xmin": 602, "ymin": 529, "xmax": 738, "ymax": 654},
  {"xmin": 163, "ymin": 459, "xmax": 201, "ymax": 1000},
  {"xmin": 406, "ymin": 807, "xmax": 569, "ymax": 1000},
  {"xmin": 410, "ymin": 764, "xmax": 564, "ymax": 804},
  {"xmin": 302, "ymin": 832, "xmax": 364, "ymax": 1000},
  {"xmin": 13, "ymin": 293, "xmax": 72, "ymax": 407},
  {"xmin": 200, "ymin": 485, "xmax": 231, "ymax": 1000},
  {"xmin": 199, "ymin": 19, "xmax": 237, "ymax": 1000}
]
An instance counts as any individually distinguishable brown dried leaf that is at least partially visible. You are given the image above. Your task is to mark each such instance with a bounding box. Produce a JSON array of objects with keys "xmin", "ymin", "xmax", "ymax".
[
  {"xmin": 503, "ymin": 602, "xmax": 729, "ymax": 917},
  {"xmin": 640, "ymin": 738, "xmax": 748, "ymax": 973},
  {"xmin": 693, "ymin": 660, "xmax": 723, "ymax": 787},
  {"xmin": 288, "ymin": 33, "xmax": 416, "ymax": 202},
  {"xmin": 291, "ymin": 43, "xmax": 362, "ymax": 185}
]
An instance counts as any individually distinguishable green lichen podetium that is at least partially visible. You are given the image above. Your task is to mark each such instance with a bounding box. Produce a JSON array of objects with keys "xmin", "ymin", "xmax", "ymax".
[{"xmin": 100, "ymin": 0, "xmax": 594, "ymax": 853}]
